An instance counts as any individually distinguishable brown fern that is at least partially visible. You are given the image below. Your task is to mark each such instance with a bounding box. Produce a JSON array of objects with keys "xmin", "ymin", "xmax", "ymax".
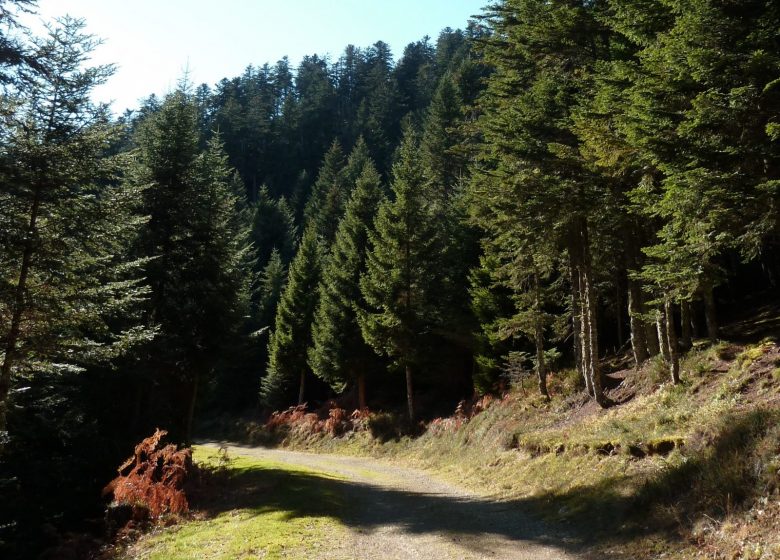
[{"xmin": 103, "ymin": 429, "xmax": 193, "ymax": 520}]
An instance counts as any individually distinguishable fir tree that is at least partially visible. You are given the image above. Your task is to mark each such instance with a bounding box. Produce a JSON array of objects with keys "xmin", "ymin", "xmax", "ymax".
[
  {"xmin": 309, "ymin": 161, "xmax": 385, "ymax": 409},
  {"xmin": 421, "ymin": 73, "xmax": 465, "ymax": 193},
  {"xmin": 472, "ymin": 0, "xmax": 611, "ymax": 406},
  {"xmin": 626, "ymin": 0, "xmax": 780, "ymax": 346},
  {"xmin": 251, "ymin": 185, "xmax": 297, "ymax": 267},
  {"xmin": 343, "ymin": 136, "xmax": 372, "ymax": 185},
  {"xmin": 0, "ymin": 18, "xmax": 152, "ymax": 435},
  {"xmin": 304, "ymin": 140, "xmax": 347, "ymax": 243},
  {"xmin": 257, "ymin": 248, "xmax": 287, "ymax": 328},
  {"xmin": 132, "ymin": 90, "xmax": 253, "ymax": 442},
  {"xmin": 261, "ymin": 226, "xmax": 322, "ymax": 409},
  {"xmin": 358, "ymin": 127, "xmax": 445, "ymax": 421}
]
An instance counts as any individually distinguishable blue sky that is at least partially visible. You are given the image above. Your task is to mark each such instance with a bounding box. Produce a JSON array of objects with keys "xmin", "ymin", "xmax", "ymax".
[{"xmin": 24, "ymin": 0, "xmax": 486, "ymax": 114}]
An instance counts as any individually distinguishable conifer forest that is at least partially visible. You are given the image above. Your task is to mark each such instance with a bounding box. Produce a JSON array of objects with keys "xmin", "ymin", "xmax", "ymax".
[{"xmin": 2, "ymin": 1, "xmax": 780, "ymax": 558}]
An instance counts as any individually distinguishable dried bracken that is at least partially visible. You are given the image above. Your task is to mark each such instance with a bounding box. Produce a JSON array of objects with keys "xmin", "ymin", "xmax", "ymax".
[
  {"xmin": 103, "ymin": 429, "xmax": 193, "ymax": 520},
  {"xmin": 266, "ymin": 403, "xmax": 371, "ymax": 438}
]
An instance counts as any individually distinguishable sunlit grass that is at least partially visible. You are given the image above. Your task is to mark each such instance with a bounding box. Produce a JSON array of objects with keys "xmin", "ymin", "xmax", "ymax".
[{"xmin": 123, "ymin": 447, "xmax": 350, "ymax": 560}]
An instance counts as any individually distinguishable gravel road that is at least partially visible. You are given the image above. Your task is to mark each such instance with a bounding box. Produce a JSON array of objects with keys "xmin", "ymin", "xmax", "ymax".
[{"xmin": 200, "ymin": 442, "xmax": 583, "ymax": 560}]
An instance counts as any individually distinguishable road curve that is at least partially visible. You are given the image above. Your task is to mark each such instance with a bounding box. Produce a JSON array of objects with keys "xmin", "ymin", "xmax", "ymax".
[{"xmin": 200, "ymin": 442, "xmax": 583, "ymax": 560}]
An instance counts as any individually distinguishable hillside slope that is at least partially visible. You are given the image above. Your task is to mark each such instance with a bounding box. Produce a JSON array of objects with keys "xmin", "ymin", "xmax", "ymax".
[{"xmin": 228, "ymin": 340, "xmax": 780, "ymax": 559}]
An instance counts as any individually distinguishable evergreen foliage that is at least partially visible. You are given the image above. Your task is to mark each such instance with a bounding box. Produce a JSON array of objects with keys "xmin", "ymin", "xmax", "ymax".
[
  {"xmin": 5, "ymin": 5, "xmax": 780, "ymax": 553},
  {"xmin": 358, "ymin": 127, "xmax": 446, "ymax": 420},
  {"xmin": 257, "ymin": 249, "xmax": 287, "ymax": 329},
  {"xmin": 251, "ymin": 185, "xmax": 297, "ymax": 267},
  {"xmin": 261, "ymin": 226, "xmax": 322, "ymax": 409},
  {"xmin": 309, "ymin": 160, "xmax": 385, "ymax": 409},
  {"xmin": 0, "ymin": 18, "xmax": 152, "ymax": 434},
  {"xmin": 304, "ymin": 140, "xmax": 348, "ymax": 244},
  {"xmin": 131, "ymin": 89, "xmax": 253, "ymax": 442}
]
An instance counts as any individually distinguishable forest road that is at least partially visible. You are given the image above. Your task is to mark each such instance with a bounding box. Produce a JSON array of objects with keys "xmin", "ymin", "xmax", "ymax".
[{"xmin": 200, "ymin": 442, "xmax": 583, "ymax": 560}]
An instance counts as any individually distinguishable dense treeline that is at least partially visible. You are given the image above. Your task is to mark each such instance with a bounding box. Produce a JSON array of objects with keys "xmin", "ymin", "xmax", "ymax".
[{"xmin": 1, "ymin": 0, "xmax": 779, "ymax": 556}]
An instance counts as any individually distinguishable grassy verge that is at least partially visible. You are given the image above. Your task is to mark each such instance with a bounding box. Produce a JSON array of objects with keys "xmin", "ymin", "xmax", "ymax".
[
  {"xmin": 218, "ymin": 340, "xmax": 780, "ymax": 559},
  {"xmin": 119, "ymin": 447, "xmax": 350, "ymax": 560}
]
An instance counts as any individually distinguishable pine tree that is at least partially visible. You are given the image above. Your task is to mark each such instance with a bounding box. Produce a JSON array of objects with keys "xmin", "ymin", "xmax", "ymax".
[
  {"xmin": 251, "ymin": 185, "xmax": 297, "ymax": 267},
  {"xmin": 0, "ymin": 1, "xmax": 37, "ymax": 86},
  {"xmin": 471, "ymin": 0, "xmax": 611, "ymax": 406},
  {"xmin": 0, "ymin": 18, "xmax": 152, "ymax": 435},
  {"xmin": 358, "ymin": 127, "xmax": 445, "ymax": 421},
  {"xmin": 625, "ymin": 0, "xmax": 780, "ymax": 346},
  {"xmin": 304, "ymin": 140, "xmax": 347, "ymax": 243},
  {"xmin": 420, "ymin": 73, "xmax": 480, "ymax": 399},
  {"xmin": 132, "ymin": 90, "xmax": 253, "ymax": 442},
  {"xmin": 257, "ymin": 249, "xmax": 287, "ymax": 328},
  {"xmin": 261, "ymin": 226, "xmax": 322, "ymax": 409},
  {"xmin": 421, "ymin": 73, "xmax": 465, "ymax": 193},
  {"xmin": 342, "ymin": 136, "xmax": 372, "ymax": 185},
  {"xmin": 309, "ymin": 161, "xmax": 385, "ymax": 409}
]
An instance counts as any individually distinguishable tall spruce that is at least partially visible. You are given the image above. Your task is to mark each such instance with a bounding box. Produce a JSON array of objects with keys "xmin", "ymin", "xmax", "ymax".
[
  {"xmin": 251, "ymin": 185, "xmax": 297, "ymax": 267},
  {"xmin": 304, "ymin": 140, "xmax": 348, "ymax": 243},
  {"xmin": 132, "ymin": 90, "xmax": 253, "ymax": 443},
  {"xmin": 261, "ymin": 226, "xmax": 322, "ymax": 409},
  {"xmin": 625, "ymin": 0, "xmax": 780, "ymax": 346},
  {"xmin": 358, "ymin": 127, "xmax": 445, "ymax": 421},
  {"xmin": 0, "ymin": 18, "xmax": 152, "ymax": 436},
  {"xmin": 309, "ymin": 161, "xmax": 385, "ymax": 409},
  {"xmin": 472, "ymin": 0, "xmax": 611, "ymax": 406},
  {"xmin": 257, "ymin": 248, "xmax": 287, "ymax": 329}
]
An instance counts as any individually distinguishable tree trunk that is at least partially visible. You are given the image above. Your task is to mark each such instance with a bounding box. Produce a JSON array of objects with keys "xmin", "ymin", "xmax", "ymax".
[
  {"xmin": 357, "ymin": 373, "xmax": 367, "ymax": 410},
  {"xmin": 405, "ymin": 364, "xmax": 415, "ymax": 422},
  {"xmin": 184, "ymin": 372, "xmax": 200, "ymax": 446},
  {"xmin": 533, "ymin": 273, "xmax": 549, "ymax": 399},
  {"xmin": 579, "ymin": 285, "xmax": 594, "ymax": 397},
  {"xmin": 665, "ymin": 299, "xmax": 680, "ymax": 384},
  {"xmin": 615, "ymin": 276, "xmax": 624, "ymax": 350},
  {"xmin": 535, "ymin": 329, "xmax": 548, "ymax": 399},
  {"xmin": 583, "ymin": 266, "xmax": 605, "ymax": 406},
  {"xmin": 703, "ymin": 282, "xmax": 718, "ymax": 344},
  {"xmin": 0, "ymin": 187, "xmax": 42, "ymax": 435},
  {"xmin": 297, "ymin": 371, "xmax": 306, "ymax": 406},
  {"xmin": 569, "ymin": 242, "xmax": 590, "ymax": 384},
  {"xmin": 579, "ymin": 220, "xmax": 606, "ymax": 407},
  {"xmin": 680, "ymin": 300, "xmax": 693, "ymax": 350},
  {"xmin": 645, "ymin": 320, "xmax": 661, "ymax": 357},
  {"xmin": 628, "ymin": 280, "xmax": 649, "ymax": 368},
  {"xmin": 657, "ymin": 306, "xmax": 671, "ymax": 363},
  {"xmin": 569, "ymin": 225, "xmax": 589, "ymax": 394}
]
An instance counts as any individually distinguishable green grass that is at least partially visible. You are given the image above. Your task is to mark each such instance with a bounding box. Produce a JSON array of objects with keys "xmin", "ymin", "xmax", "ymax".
[
  {"xmin": 195, "ymin": 342, "xmax": 780, "ymax": 559},
  {"xmin": 123, "ymin": 447, "xmax": 350, "ymax": 560}
]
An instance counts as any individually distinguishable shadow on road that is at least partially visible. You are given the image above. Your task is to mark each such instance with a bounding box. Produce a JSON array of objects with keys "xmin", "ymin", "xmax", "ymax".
[
  {"xmin": 192, "ymin": 450, "xmax": 613, "ymax": 558},
  {"xmin": 196, "ymin": 406, "xmax": 779, "ymax": 559}
]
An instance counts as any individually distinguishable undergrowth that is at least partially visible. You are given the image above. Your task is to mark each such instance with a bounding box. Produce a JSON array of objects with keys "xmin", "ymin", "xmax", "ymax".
[{"xmin": 104, "ymin": 429, "xmax": 194, "ymax": 522}]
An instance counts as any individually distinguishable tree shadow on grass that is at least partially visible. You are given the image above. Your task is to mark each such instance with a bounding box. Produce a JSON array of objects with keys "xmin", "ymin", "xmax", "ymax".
[
  {"xmin": 193, "ymin": 408, "xmax": 778, "ymax": 558},
  {"xmin": 192, "ymin": 453, "xmax": 595, "ymax": 557}
]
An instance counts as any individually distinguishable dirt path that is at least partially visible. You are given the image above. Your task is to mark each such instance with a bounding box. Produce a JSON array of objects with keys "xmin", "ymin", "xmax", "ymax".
[{"xmin": 200, "ymin": 442, "xmax": 583, "ymax": 560}]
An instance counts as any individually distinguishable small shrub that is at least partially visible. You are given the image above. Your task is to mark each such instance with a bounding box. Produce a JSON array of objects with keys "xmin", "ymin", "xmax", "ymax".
[
  {"xmin": 103, "ymin": 429, "xmax": 193, "ymax": 520},
  {"xmin": 265, "ymin": 403, "xmax": 372, "ymax": 440},
  {"xmin": 324, "ymin": 408, "xmax": 349, "ymax": 436},
  {"xmin": 368, "ymin": 411, "xmax": 404, "ymax": 442},
  {"xmin": 647, "ymin": 354, "xmax": 669, "ymax": 385},
  {"xmin": 350, "ymin": 408, "xmax": 371, "ymax": 431},
  {"xmin": 737, "ymin": 343, "xmax": 773, "ymax": 370}
]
